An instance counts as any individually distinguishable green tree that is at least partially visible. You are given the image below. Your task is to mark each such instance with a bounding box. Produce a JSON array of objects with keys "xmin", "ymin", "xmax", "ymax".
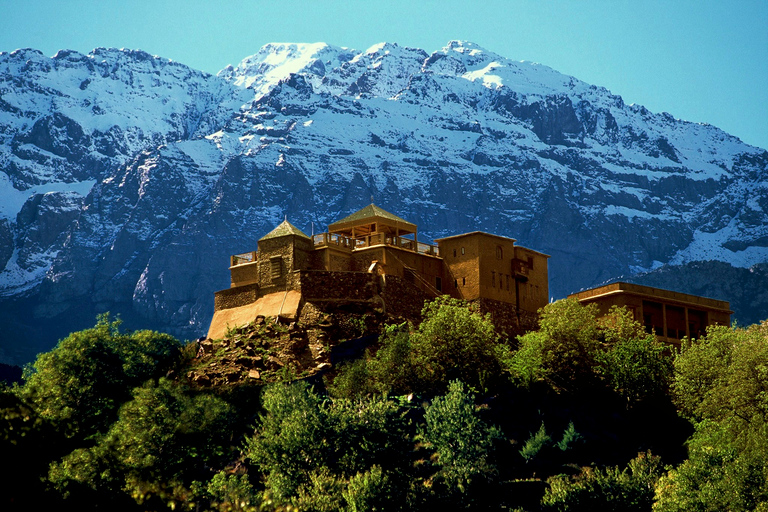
[
  {"xmin": 244, "ymin": 382, "xmax": 412, "ymax": 510},
  {"xmin": 18, "ymin": 314, "xmax": 181, "ymax": 440},
  {"xmin": 656, "ymin": 322, "xmax": 768, "ymax": 511},
  {"xmin": 598, "ymin": 306, "xmax": 673, "ymax": 403},
  {"xmin": 205, "ymin": 471, "xmax": 260, "ymax": 512},
  {"xmin": 331, "ymin": 297, "xmax": 502, "ymax": 396},
  {"xmin": 412, "ymin": 297, "xmax": 500, "ymax": 390},
  {"xmin": 519, "ymin": 423, "xmax": 552, "ymax": 463},
  {"xmin": 510, "ymin": 299, "xmax": 601, "ymax": 390},
  {"xmin": 49, "ymin": 378, "xmax": 235, "ymax": 509},
  {"xmin": 420, "ymin": 380, "xmax": 503, "ymax": 507},
  {"xmin": 654, "ymin": 420, "xmax": 768, "ymax": 512}
]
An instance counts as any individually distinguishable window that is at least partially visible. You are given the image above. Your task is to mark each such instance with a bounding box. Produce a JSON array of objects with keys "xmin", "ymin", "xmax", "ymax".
[
  {"xmin": 453, "ymin": 249, "xmax": 457, "ymax": 257},
  {"xmin": 270, "ymin": 256, "xmax": 282, "ymax": 279},
  {"xmin": 506, "ymin": 274, "xmax": 510, "ymax": 291},
  {"xmin": 528, "ymin": 256, "xmax": 534, "ymax": 269},
  {"xmin": 435, "ymin": 277, "xmax": 442, "ymax": 292},
  {"xmin": 492, "ymin": 271, "xmax": 496, "ymax": 287},
  {"xmin": 496, "ymin": 246, "xmax": 503, "ymax": 259},
  {"xmin": 454, "ymin": 279, "xmax": 458, "ymax": 289},
  {"xmin": 462, "ymin": 277, "xmax": 466, "ymax": 286},
  {"xmin": 461, "ymin": 247, "xmax": 465, "ymax": 255}
]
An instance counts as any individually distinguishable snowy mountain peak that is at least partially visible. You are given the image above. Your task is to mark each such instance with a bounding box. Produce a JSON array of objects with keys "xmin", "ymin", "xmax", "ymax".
[{"xmin": 220, "ymin": 42, "xmax": 358, "ymax": 96}]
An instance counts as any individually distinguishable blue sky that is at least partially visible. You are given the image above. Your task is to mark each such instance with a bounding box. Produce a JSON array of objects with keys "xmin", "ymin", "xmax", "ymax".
[{"xmin": 2, "ymin": 0, "xmax": 766, "ymax": 150}]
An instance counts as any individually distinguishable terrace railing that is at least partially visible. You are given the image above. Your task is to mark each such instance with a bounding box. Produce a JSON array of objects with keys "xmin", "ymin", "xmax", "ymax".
[
  {"xmin": 231, "ymin": 251, "xmax": 257, "ymax": 267},
  {"xmin": 231, "ymin": 232, "xmax": 441, "ymax": 267}
]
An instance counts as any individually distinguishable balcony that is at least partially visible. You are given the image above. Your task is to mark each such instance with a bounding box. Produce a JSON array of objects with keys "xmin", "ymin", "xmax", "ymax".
[{"xmin": 313, "ymin": 232, "xmax": 440, "ymax": 257}]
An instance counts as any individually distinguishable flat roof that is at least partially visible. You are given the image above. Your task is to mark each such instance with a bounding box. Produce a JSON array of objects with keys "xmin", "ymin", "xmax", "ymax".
[
  {"xmin": 434, "ymin": 231, "xmax": 550, "ymax": 257},
  {"xmin": 569, "ymin": 282, "xmax": 732, "ymax": 313},
  {"xmin": 434, "ymin": 231, "xmax": 516, "ymax": 243}
]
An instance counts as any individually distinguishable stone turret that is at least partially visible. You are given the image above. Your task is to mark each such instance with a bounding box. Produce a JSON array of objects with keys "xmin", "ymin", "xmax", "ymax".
[{"xmin": 255, "ymin": 220, "xmax": 312, "ymax": 294}]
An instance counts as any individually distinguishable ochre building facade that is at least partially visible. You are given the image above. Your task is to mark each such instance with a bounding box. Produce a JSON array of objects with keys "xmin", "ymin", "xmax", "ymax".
[
  {"xmin": 569, "ymin": 282, "xmax": 732, "ymax": 346},
  {"xmin": 208, "ymin": 205, "xmax": 550, "ymax": 339}
]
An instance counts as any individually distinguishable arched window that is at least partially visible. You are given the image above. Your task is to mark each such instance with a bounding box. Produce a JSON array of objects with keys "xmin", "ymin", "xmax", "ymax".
[{"xmin": 496, "ymin": 246, "xmax": 503, "ymax": 259}]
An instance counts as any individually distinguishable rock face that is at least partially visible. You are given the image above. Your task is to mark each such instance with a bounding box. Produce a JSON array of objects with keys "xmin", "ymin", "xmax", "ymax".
[{"xmin": 1, "ymin": 41, "xmax": 767, "ymax": 364}]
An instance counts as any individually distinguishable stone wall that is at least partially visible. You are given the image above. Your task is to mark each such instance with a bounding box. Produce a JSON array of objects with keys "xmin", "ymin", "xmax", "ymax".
[
  {"xmin": 380, "ymin": 275, "xmax": 433, "ymax": 323},
  {"xmin": 214, "ymin": 283, "xmax": 260, "ymax": 311},
  {"xmin": 298, "ymin": 270, "xmax": 379, "ymax": 302}
]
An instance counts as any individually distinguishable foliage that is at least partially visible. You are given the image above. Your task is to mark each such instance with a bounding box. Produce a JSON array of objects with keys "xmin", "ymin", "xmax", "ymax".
[
  {"xmin": 49, "ymin": 378, "xmax": 236, "ymax": 509},
  {"xmin": 672, "ymin": 323, "xmax": 768, "ymax": 427},
  {"xmin": 325, "ymin": 358, "xmax": 377, "ymax": 400},
  {"xmin": 17, "ymin": 314, "xmax": 181, "ymax": 439},
  {"xmin": 510, "ymin": 302, "xmax": 674, "ymax": 402},
  {"xmin": 244, "ymin": 381, "xmax": 411, "ymax": 510},
  {"xmin": 520, "ymin": 422, "xmax": 552, "ymax": 462},
  {"xmin": 510, "ymin": 299, "xmax": 601, "ymax": 390},
  {"xmin": 205, "ymin": 472, "xmax": 260, "ymax": 512},
  {"xmin": 598, "ymin": 307, "xmax": 673, "ymax": 403},
  {"xmin": 414, "ymin": 297, "xmax": 500, "ymax": 389},
  {"xmin": 343, "ymin": 465, "xmax": 392, "ymax": 512},
  {"xmin": 556, "ymin": 421, "xmax": 584, "ymax": 452},
  {"xmin": 331, "ymin": 297, "xmax": 502, "ymax": 397},
  {"xmin": 503, "ymin": 330, "xmax": 546, "ymax": 387},
  {"xmin": 421, "ymin": 380, "xmax": 503, "ymax": 503},
  {"xmin": 656, "ymin": 322, "xmax": 768, "ymax": 511},
  {"xmin": 654, "ymin": 420, "xmax": 768, "ymax": 512},
  {"xmin": 542, "ymin": 451, "xmax": 664, "ymax": 512},
  {"xmin": 367, "ymin": 322, "xmax": 424, "ymax": 395}
]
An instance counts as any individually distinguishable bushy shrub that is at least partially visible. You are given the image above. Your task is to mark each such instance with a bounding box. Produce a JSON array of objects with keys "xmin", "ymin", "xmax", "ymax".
[
  {"xmin": 520, "ymin": 423, "xmax": 552, "ymax": 463},
  {"xmin": 556, "ymin": 421, "xmax": 584, "ymax": 452},
  {"xmin": 542, "ymin": 451, "xmax": 663, "ymax": 511},
  {"xmin": 656, "ymin": 322, "xmax": 768, "ymax": 511}
]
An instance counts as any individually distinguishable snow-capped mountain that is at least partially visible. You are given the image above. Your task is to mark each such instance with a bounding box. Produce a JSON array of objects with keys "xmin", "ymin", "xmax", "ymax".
[{"xmin": 1, "ymin": 41, "xmax": 766, "ymax": 364}]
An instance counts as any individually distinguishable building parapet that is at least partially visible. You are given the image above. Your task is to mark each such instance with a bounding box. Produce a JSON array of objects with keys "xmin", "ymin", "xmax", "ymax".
[
  {"xmin": 231, "ymin": 251, "xmax": 257, "ymax": 267},
  {"xmin": 570, "ymin": 282, "xmax": 732, "ymax": 313}
]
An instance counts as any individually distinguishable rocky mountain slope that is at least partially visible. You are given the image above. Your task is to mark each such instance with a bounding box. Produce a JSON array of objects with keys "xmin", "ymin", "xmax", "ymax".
[{"xmin": 1, "ymin": 41, "xmax": 766, "ymax": 364}]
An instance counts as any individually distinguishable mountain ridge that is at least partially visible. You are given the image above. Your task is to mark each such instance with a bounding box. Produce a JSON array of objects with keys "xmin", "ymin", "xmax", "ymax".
[{"xmin": 1, "ymin": 41, "xmax": 766, "ymax": 364}]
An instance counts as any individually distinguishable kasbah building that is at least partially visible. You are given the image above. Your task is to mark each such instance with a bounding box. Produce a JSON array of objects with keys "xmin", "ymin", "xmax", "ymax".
[{"xmin": 207, "ymin": 204, "xmax": 731, "ymax": 345}]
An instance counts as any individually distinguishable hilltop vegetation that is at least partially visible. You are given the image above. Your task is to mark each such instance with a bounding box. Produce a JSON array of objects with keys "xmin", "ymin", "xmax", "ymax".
[{"xmin": 2, "ymin": 300, "xmax": 767, "ymax": 511}]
